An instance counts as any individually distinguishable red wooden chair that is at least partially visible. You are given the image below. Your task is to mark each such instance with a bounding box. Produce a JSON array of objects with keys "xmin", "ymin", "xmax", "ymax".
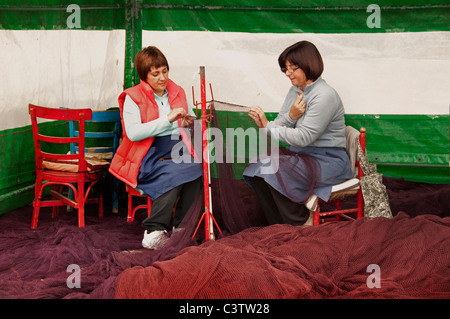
[
  {"xmin": 29, "ymin": 104, "xmax": 110, "ymax": 228},
  {"xmin": 307, "ymin": 126, "xmax": 366, "ymax": 226},
  {"xmin": 125, "ymin": 185, "xmax": 152, "ymax": 223}
]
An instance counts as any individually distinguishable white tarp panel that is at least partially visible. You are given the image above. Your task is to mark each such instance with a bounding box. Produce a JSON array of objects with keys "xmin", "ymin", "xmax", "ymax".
[
  {"xmin": 143, "ymin": 31, "xmax": 450, "ymax": 115},
  {"xmin": 1, "ymin": 29, "xmax": 449, "ymax": 131},
  {"xmin": 0, "ymin": 29, "xmax": 125, "ymax": 131}
]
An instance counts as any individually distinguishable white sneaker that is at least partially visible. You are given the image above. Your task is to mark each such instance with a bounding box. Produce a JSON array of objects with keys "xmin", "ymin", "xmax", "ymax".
[
  {"xmin": 142, "ymin": 230, "xmax": 169, "ymax": 250},
  {"xmin": 172, "ymin": 226, "xmax": 184, "ymax": 235},
  {"xmin": 305, "ymin": 194, "xmax": 318, "ymax": 212}
]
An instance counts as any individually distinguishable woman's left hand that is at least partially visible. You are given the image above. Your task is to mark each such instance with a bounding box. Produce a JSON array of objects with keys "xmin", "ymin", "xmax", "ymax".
[
  {"xmin": 248, "ymin": 105, "xmax": 268, "ymax": 128},
  {"xmin": 181, "ymin": 114, "xmax": 196, "ymax": 127}
]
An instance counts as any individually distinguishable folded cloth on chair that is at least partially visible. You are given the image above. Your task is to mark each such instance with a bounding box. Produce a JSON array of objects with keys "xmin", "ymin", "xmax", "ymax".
[
  {"xmin": 345, "ymin": 126, "xmax": 361, "ymax": 178},
  {"xmin": 357, "ymin": 144, "xmax": 393, "ymax": 219},
  {"xmin": 85, "ymin": 151, "xmax": 114, "ymax": 160},
  {"xmin": 42, "ymin": 156, "xmax": 110, "ymax": 173}
]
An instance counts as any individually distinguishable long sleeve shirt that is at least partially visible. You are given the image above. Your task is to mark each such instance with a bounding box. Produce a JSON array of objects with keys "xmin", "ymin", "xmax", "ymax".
[
  {"xmin": 123, "ymin": 89, "xmax": 197, "ymax": 142},
  {"xmin": 266, "ymin": 77, "xmax": 347, "ymax": 149}
]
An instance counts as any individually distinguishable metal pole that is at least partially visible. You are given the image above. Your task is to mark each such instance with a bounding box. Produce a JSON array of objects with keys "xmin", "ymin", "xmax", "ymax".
[{"xmin": 200, "ymin": 66, "xmax": 214, "ymax": 240}]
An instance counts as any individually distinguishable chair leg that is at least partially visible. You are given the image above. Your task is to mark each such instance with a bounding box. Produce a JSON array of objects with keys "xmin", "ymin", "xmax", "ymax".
[
  {"xmin": 112, "ymin": 178, "xmax": 119, "ymax": 214},
  {"xmin": 95, "ymin": 180, "xmax": 104, "ymax": 218},
  {"xmin": 31, "ymin": 178, "xmax": 43, "ymax": 229},
  {"xmin": 313, "ymin": 207, "xmax": 320, "ymax": 226},
  {"xmin": 357, "ymin": 189, "xmax": 364, "ymax": 219},
  {"xmin": 51, "ymin": 206, "xmax": 59, "ymax": 219},
  {"xmin": 99, "ymin": 193, "xmax": 103, "ymax": 219},
  {"xmin": 31, "ymin": 191, "xmax": 41, "ymax": 229},
  {"xmin": 147, "ymin": 197, "xmax": 152, "ymax": 217},
  {"xmin": 335, "ymin": 199, "xmax": 341, "ymax": 221},
  {"xmin": 31, "ymin": 203, "xmax": 41, "ymax": 229},
  {"xmin": 127, "ymin": 192, "xmax": 133, "ymax": 223},
  {"xmin": 51, "ymin": 185, "xmax": 62, "ymax": 218},
  {"xmin": 67, "ymin": 185, "xmax": 74, "ymax": 212},
  {"xmin": 78, "ymin": 181, "xmax": 85, "ymax": 228}
]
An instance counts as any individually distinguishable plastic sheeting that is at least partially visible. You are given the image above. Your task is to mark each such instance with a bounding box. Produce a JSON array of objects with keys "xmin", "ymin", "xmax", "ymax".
[
  {"xmin": 0, "ymin": 29, "xmax": 125, "ymax": 131},
  {"xmin": 143, "ymin": 30, "xmax": 450, "ymax": 115},
  {"xmin": 1, "ymin": 29, "xmax": 449, "ymax": 131}
]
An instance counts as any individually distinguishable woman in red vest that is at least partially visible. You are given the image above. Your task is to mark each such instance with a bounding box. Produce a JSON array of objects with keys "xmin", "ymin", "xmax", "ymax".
[{"xmin": 109, "ymin": 46, "xmax": 202, "ymax": 249}]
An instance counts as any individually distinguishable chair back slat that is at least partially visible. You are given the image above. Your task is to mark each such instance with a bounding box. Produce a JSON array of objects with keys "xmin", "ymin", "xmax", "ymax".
[
  {"xmin": 30, "ymin": 104, "xmax": 92, "ymax": 121},
  {"xmin": 37, "ymin": 134, "xmax": 79, "ymax": 144},
  {"xmin": 39, "ymin": 152, "xmax": 81, "ymax": 161},
  {"xmin": 69, "ymin": 109, "xmax": 121, "ymax": 157},
  {"xmin": 29, "ymin": 104, "xmax": 92, "ymax": 172}
]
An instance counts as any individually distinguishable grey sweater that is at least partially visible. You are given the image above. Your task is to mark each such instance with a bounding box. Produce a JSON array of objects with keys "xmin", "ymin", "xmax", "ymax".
[{"xmin": 266, "ymin": 77, "xmax": 347, "ymax": 148}]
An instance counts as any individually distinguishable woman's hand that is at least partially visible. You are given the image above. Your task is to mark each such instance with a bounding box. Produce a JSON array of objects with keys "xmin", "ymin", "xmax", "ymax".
[
  {"xmin": 181, "ymin": 114, "xmax": 196, "ymax": 127},
  {"xmin": 167, "ymin": 108, "xmax": 187, "ymax": 123},
  {"xmin": 248, "ymin": 105, "xmax": 268, "ymax": 128},
  {"xmin": 289, "ymin": 88, "xmax": 306, "ymax": 121},
  {"xmin": 167, "ymin": 108, "xmax": 196, "ymax": 127}
]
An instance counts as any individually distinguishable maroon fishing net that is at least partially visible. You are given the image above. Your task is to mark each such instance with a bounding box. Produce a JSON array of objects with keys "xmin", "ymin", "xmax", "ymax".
[{"xmin": 0, "ymin": 101, "xmax": 449, "ymax": 299}]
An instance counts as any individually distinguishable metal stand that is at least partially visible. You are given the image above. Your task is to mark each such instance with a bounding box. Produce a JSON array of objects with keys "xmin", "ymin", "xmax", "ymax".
[{"xmin": 192, "ymin": 66, "xmax": 223, "ymax": 241}]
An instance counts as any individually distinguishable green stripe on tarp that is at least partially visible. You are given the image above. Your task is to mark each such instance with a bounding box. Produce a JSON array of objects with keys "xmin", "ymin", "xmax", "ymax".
[
  {"xmin": 124, "ymin": 0, "xmax": 143, "ymax": 89},
  {"xmin": 345, "ymin": 114, "xmax": 450, "ymax": 185},
  {"xmin": 0, "ymin": 120, "xmax": 89, "ymax": 216},
  {"xmin": 141, "ymin": 1, "xmax": 450, "ymax": 33},
  {"xmin": 344, "ymin": 114, "xmax": 449, "ymax": 167},
  {"xmin": 209, "ymin": 111, "xmax": 450, "ymax": 183},
  {"xmin": 0, "ymin": 0, "xmax": 126, "ymax": 30},
  {"xmin": 0, "ymin": 1, "xmax": 449, "ymax": 32}
]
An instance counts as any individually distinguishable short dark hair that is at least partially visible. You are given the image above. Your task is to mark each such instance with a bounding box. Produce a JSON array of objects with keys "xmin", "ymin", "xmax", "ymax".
[
  {"xmin": 278, "ymin": 41, "xmax": 324, "ymax": 81},
  {"xmin": 135, "ymin": 46, "xmax": 169, "ymax": 81}
]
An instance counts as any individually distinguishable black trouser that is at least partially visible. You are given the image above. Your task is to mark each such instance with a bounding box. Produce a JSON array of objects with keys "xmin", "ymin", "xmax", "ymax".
[
  {"xmin": 142, "ymin": 177, "xmax": 202, "ymax": 232},
  {"xmin": 248, "ymin": 176, "xmax": 309, "ymax": 226}
]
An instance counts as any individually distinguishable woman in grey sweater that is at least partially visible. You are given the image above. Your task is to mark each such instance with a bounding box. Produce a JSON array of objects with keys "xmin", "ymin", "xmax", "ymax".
[{"xmin": 244, "ymin": 40, "xmax": 354, "ymax": 226}]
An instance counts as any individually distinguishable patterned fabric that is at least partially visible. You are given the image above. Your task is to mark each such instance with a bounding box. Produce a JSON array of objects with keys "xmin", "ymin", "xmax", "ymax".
[
  {"xmin": 42, "ymin": 156, "xmax": 110, "ymax": 173},
  {"xmin": 357, "ymin": 144, "xmax": 393, "ymax": 219}
]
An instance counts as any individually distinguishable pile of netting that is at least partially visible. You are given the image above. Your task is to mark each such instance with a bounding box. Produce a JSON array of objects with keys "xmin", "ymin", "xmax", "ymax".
[
  {"xmin": 115, "ymin": 212, "xmax": 450, "ymax": 299},
  {"xmin": 0, "ymin": 101, "xmax": 449, "ymax": 299},
  {"xmin": 113, "ymin": 101, "xmax": 450, "ymax": 299}
]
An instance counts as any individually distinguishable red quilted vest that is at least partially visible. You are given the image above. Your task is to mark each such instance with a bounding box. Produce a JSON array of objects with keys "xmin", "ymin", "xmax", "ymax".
[{"xmin": 109, "ymin": 79, "xmax": 194, "ymax": 188}]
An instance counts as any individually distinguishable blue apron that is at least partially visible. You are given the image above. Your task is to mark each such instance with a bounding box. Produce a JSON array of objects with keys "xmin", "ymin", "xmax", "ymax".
[
  {"xmin": 137, "ymin": 135, "xmax": 202, "ymax": 200},
  {"xmin": 244, "ymin": 146, "xmax": 354, "ymax": 202}
]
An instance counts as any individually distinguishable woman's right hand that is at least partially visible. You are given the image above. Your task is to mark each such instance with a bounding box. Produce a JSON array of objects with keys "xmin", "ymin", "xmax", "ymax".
[
  {"xmin": 167, "ymin": 108, "xmax": 187, "ymax": 123},
  {"xmin": 289, "ymin": 88, "xmax": 306, "ymax": 121},
  {"xmin": 248, "ymin": 105, "xmax": 268, "ymax": 128}
]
